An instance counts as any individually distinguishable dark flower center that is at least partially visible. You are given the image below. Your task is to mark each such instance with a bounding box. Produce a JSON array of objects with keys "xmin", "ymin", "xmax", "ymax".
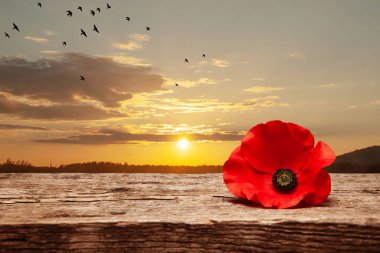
[{"xmin": 272, "ymin": 168, "xmax": 297, "ymax": 192}]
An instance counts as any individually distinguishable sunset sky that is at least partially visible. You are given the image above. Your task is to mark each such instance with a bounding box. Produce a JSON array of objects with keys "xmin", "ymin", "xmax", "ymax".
[{"xmin": 0, "ymin": 0, "xmax": 379, "ymax": 166}]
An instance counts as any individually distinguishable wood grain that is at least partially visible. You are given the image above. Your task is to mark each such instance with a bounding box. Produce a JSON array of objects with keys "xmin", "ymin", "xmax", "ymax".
[{"xmin": 0, "ymin": 173, "xmax": 379, "ymax": 252}]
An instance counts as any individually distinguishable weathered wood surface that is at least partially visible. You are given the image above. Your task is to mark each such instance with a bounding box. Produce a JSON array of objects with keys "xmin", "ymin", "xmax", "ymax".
[{"xmin": 0, "ymin": 173, "xmax": 379, "ymax": 252}]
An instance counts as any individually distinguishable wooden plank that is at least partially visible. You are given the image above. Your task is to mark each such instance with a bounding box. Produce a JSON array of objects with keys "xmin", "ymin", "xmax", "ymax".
[{"xmin": 0, "ymin": 173, "xmax": 379, "ymax": 252}]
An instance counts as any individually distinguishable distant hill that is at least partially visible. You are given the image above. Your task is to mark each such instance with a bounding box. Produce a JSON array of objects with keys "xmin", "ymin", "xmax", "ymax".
[{"xmin": 326, "ymin": 146, "xmax": 380, "ymax": 173}]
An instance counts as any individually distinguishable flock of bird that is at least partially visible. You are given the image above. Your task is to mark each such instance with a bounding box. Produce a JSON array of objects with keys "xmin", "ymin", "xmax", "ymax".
[{"xmin": 3, "ymin": 2, "xmax": 207, "ymax": 87}]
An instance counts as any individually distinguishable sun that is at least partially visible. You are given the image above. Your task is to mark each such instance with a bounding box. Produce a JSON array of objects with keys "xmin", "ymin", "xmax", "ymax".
[{"xmin": 177, "ymin": 138, "xmax": 189, "ymax": 150}]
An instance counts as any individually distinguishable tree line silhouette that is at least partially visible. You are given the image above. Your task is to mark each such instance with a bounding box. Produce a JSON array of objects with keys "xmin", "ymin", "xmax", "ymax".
[{"xmin": 0, "ymin": 159, "xmax": 222, "ymax": 173}]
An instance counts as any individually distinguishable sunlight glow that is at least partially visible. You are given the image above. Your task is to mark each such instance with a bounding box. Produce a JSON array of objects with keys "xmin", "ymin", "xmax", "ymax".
[{"xmin": 177, "ymin": 138, "xmax": 189, "ymax": 150}]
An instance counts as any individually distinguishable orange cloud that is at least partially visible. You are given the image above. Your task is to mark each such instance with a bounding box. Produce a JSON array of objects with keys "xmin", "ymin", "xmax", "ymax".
[
  {"xmin": 211, "ymin": 58, "xmax": 231, "ymax": 68},
  {"xmin": 24, "ymin": 36, "xmax": 49, "ymax": 43},
  {"xmin": 244, "ymin": 86, "xmax": 284, "ymax": 93},
  {"xmin": 112, "ymin": 33, "xmax": 150, "ymax": 51}
]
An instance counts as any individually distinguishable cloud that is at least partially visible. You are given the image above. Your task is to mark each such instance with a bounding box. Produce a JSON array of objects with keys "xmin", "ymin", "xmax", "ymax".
[
  {"xmin": 126, "ymin": 95, "xmax": 290, "ymax": 114},
  {"xmin": 0, "ymin": 123, "xmax": 49, "ymax": 131},
  {"xmin": 243, "ymin": 86, "xmax": 284, "ymax": 94},
  {"xmin": 211, "ymin": 58, "xmax": 231, "ymax": 68},
  {"xmin": 252, "ymin": 78, "xmax": 267, "ymax": 81},
  {"xmin": 41, "ymin": 50, "xmax": 61, "ymax": 55},
  {"xmin": 288, "ymin": 52, "xmax": 306, "ymax": 59},
  {"xmin": 0, "ymin": 53, "xmax": 165, "ymax": 108},
  {"xmin": 371, "ymin": 100, "xmax": 380, "ymax": 105},
  {"xmin": 33, "ymin": 128, "xmax": 244, "ymax": 145},
  {"xmin": 43, "ymin": 30, "xmax": 58, "ymax": 36},
  {"xmin": 0, "ymin": 93, "xmax": 123, "ymax": 120},
  {"xmin": 164, "ymin": 77, "xmax": 216, "ymax": 88},
  {"xmin": 112, "ymin": 41, "xmax": 142, "ymax": 51},
  {"xmin": 131, "ymin": 123, "xmax": 233, "ymax": 135},
  {"xmin": 129, "ymin": 33, "xmax": 150, "ymax": 42},
  {"xmin": 112, "ymin": 33, "xmax": 150, "ymax": 51},
  {"xmin": 194, "ymin": 68, "xmax": 212, "ymax": 74},
  {"xmin": 24, "ymin": 36, "xmax": 49, "ymax": 43},
  {"xmin": 106, "ymin": 55, "xmax": 150, "ymax": 67},
  {"xmin": 319, "ymin": 83, "xmax": 337, "ymax": 88}
]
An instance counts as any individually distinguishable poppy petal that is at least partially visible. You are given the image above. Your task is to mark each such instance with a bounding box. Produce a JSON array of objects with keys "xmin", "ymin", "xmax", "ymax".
[
  {"xmin": 241, "ymin": 120, "xmax": 315, "ymax": 175},
  {"xmin": 223, "ymin": 146, "xmax": 258, "ymax": 201},
  {"xmin": 301, "ymin": 141, "xmax": 335, "ymax": 175},
  {"xmin": 303, "ymin": 170, "xmax": 331, "ymax": 206},
  {"xmin": 251, "ymin": 170, "xmax": 311, "ymax": 209}
]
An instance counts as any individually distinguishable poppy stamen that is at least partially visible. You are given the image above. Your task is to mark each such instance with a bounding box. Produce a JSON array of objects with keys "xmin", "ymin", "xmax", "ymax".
[{"xmin": 272, "ymin": 168, "xmax": 297, "ymax": 192}]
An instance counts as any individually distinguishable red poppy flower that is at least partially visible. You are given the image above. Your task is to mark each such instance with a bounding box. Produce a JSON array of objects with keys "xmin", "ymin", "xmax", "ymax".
[{"xmin": 223, "ymin": 120, "xmax": 335, "ymax": 209}]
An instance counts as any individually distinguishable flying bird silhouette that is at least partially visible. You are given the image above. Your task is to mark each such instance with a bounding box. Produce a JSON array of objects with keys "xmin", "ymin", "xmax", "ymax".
[
  {"xmin": 90, "ymin": 10, "xmax": 95, "ymax": 16},
  {"xmin": 202, "ymin": 54, "xmax": 206, "ymax": 58},
  {"xmin": 66, "ymin": 10, "xmax": 73, "ymax": 17},
  {"xmin": 185, "ymin": 58, "xmax": 189, "ymax": 63},
  {"xmin": 12, "ymin": 23, "xmax": 20, "ymax": 32},
  {"xmin": 96, "ymin": 7, "xmax": 101, "ymax": 13},
  {"xmin": 146, "ymin": 26, "xmax": 150, "ymax": 31},
  {"xmin": 175, "ymin": 83, "xmax": 179, "ymax": 87},
  {"xmin": 80, "ymin": 29, "xmax": 87, "ymax": 37},
  {"xmin": 106, "ymin": 3, "xmax": 111, "ymax": 9},
  {"xmin": 80, "ymin": 76, "xmax": 85, "ymax": 81},
  {"xmin": 37, "ymin": 2, "xmax": 42, "ymax": 8},
  {"xmin": 125, "ymin": 17, "xmax": 130, "ymax": 21},
  {"xmin": 4, "ymin": 32, "xmax": 10, "ymax": 38},
  {"xmin": 93, "ymin": 25, "xmax": 99, "ymax": 33},
  {"xmin": 62, "ymin": 41, "xmax": 67, "ymax": 46},
  {"xmin": 78, "ymin": 6, "xmax": 82, "ymax": 12}
]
